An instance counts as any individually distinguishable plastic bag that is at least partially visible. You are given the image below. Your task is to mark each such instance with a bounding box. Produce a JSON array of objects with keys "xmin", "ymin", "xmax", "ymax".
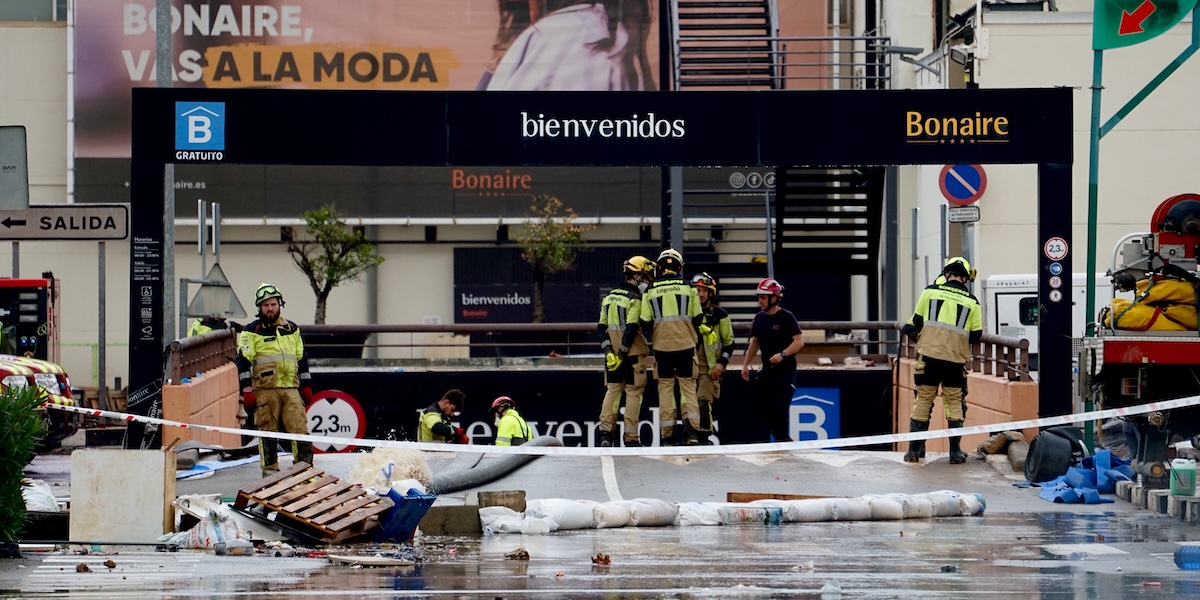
[{"xmin": 22, "ymin": 479, "xmax": 58, "ymax": 512}]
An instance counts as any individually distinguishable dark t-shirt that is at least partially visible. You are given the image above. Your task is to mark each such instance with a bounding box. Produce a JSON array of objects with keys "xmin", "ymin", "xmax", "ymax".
[{"xmin": 751, "ymin": 308, "xmax": 802, "ymax": 370}]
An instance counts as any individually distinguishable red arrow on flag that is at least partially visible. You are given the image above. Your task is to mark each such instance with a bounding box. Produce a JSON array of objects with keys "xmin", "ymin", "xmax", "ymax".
[{"xmin": 1119, "ymin": 0, "xmax": 1158, "ymax": 35}]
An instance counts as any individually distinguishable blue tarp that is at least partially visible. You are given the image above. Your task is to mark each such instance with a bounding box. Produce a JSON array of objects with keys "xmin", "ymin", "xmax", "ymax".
[{"xmin": 1031, "ymin": 450, "xmax": 1134, "ymax": 504}]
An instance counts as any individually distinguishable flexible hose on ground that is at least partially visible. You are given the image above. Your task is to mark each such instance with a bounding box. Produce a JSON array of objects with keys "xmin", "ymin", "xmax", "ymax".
[{"xmin": 428, "ymin": 435, "xmax": 564, "ymax": 494}]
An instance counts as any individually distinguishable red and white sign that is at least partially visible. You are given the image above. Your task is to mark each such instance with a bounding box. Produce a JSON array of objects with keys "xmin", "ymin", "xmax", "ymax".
[
  {"xmin": 1044, "ymin": 237, "xmax": 1068, "ymax": 261},
  {"xmin": 938, "ymin": 164, "xmax": 988, "ymax": 206},
  {"xmin": 306, "ymin": 389, "xmax": 367, "ymax": 453}
]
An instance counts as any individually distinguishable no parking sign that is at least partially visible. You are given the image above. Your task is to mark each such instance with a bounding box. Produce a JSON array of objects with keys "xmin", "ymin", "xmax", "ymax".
[
  {"xmin": 939, "ymin": 164, "xmax": 987, "ymax": 206},
  {"xmin": 306, "ymin": 389, "xmax": 367, "ymax": 453}
]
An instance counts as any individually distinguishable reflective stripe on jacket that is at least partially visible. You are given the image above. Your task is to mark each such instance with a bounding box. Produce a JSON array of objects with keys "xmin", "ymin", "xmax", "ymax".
[
  {"xmin": 495, "ymin": 408, "xmax": 531, "ymax": 446},
  {"xmin": 598, "ymin": 283, "xmax": 649, "ymax": 356},
  {"xmin": 236, "ymin": 318, "xmax": 309, "ymax": 390},
  {"xmin": 640, "ymin": 277, "xmax": 701, "ymax": 353},
  {"xmin": 907, "ymin": 282, "xmax": 983, "ymax": 364}
]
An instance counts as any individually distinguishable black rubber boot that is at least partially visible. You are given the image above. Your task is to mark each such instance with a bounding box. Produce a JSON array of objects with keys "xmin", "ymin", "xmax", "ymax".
[
  {"xmin": 599, "ymin": 431, "xmax": 614, "ymax": 448},
  {"xmin": 948, "ymin": 420, "xmax": 967, "ymax": 464},
  {"xmin": 904, "ymin": 419, "xmax": 929, "ymax": 463}
]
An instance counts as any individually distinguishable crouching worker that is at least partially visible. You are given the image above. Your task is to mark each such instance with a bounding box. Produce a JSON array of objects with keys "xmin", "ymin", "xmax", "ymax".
[
  {"xmin": 491, "ymin": 396, "xmax": 531, "ymax": 446},
  {"xmin": 419, "ymin": 389, "xmax": 469, "ymax": 444}
]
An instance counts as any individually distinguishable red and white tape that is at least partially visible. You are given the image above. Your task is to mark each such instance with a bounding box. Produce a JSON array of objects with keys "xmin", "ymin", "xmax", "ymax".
[{"xmin": 46, "ymin": 394, "xmax": 1200, "ymax": 457}]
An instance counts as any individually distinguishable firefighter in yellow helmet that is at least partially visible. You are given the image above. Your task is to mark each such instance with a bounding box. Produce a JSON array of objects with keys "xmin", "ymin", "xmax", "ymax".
[
  {"xmin": 691, "ymin": 272, "xmax": 735, "ymax": 445},
  {"xmin": 639, "ymin": 248, "xmax": 702, "ymax": 445},
  {"xmin": 597, "ymin": 255, "xmax": 655, "ymax": 447},
  {"xmin": 901, "ymin": 257, "xmax": 983, "ymax": 465},
  {"xmin": 236, "ymin": 283, "xmax": 314, "ymax": 476}
]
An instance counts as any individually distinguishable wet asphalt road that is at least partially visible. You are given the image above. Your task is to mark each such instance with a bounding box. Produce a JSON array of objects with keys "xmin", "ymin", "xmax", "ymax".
[{"xmin": 7, "ymin": 449, "xmax": 1200, "ymax": 598}]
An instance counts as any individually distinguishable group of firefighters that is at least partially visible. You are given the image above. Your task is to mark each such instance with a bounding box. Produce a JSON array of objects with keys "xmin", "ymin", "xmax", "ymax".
[{"xmin": 200, "ymin": 252, "xmax": 981, "ymax": 475}]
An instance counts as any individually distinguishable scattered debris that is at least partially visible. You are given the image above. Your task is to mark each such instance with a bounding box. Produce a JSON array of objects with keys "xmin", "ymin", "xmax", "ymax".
[
  {"xmin": 235, "ymin": 462, "xmax": 395, "ymax": 544},
  {"xmin": 791, "ymin": 560, "xmax": 815, "ymax": 572},
  {"xmin": 505, "ymin": 548, "xmax": 530, "ymax": 561},
  {"xmin": 591, "ymin": 553, "xmax": 611, "ymax": 565},
  {"xmin": 103, "ymin": 559, "xmax": 117, "ymax": 569},
  {"xmin": 555, "ymin": 571, "xmax": 564, "ymax": 577},
  {"xmin": 75, "ymin": 563, "xmax": 91, "ymax": 573},
  {"xmin": 327, "ymin": 554, "xmax": 416, "ymax": 567},
  {"xmin": 940, "ymin": 565, "xmax": 957, "ymax": 573}
]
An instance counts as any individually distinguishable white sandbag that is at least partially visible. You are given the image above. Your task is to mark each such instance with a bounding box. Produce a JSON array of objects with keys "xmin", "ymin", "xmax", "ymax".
[
  {"xmin": 780, "ymin": 499, "xmax": 836, "ymax": 523},
  {"xmin": 519, "ymin": 516, "xmax": 557, "ymax": 534},
  {"xmin": 923, "ymin": 491, "xmax": 970, "ymax": 517},
  {"xmin": 677, "ymin": 502, "xmax": 723, "ymax": 526},
  {"xmin": 593, "ymin": 501, "xmax": 633, "ymax": 528},
  {"xmin": 863, "ymin": 496, "xmax": 905, "ymax": 521},
  {"xmin": 884, "ymin": 493, "xmax": 934, "ymax": 519},
  {"xmin": 960, "ymin": 493, "xmax": 985, "ymax": 516},
  {"xmin": 22, "ymin": 479, "xmax": 58, "ymax": 512},
  {"xmin": 828, "ymin": 498, "xmax": 873, "ymax": 521},
  {"xmin": 718, "ymin": 505, "xmax": 783, "ymax": 525},
  {"xmin": 182, "ymin": 509, "xmax": 241, "ymax": 549},
  {"xmin": 524, "ymin": 499, "xmax": 596, "ymax": 530},
  {"xmin": 624, "ymin": 498, "xmax": 679, "ymax": 527},
  {"xmin": 479, "ymin": 505, "xmax": 522, "ymax": 532}
]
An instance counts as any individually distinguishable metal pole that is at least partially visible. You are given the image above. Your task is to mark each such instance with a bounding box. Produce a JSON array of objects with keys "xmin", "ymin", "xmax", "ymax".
[
  {"xmin": 211, "ymin": 202, "xmax": 221, "ymax": 264},
  {"xmin": 157, "ymin": 0, "xmax": 176, "ymax": 348},
  {"xmin": 669, "ymin": 167, "xmax": 683, "ymax": 249},
  {"xmin": 764, "ymin": 189, "xmax": 775, "ymax": 279},
  {"xmin": 10, "ymin": 242, "xmax": 16, "ymax": 277},
  {"xmin": 198, "ymin": 199, "xmax": 206, "ymax": 278},
  {"xmin": 1084, "ymin": 49, "xmax": 1103, "ymax": 450},
  {"xmin": 98, "ymin": 241, "xmax": 107, "ymax": 411}
]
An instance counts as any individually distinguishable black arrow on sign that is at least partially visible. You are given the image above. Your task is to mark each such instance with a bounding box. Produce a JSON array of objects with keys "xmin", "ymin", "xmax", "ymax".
[{"xmin": 1, "ymin": 217, "xmax": 26, "ymax": 228}]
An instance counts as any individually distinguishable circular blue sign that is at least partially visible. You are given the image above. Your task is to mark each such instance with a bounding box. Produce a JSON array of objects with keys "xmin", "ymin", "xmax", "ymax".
[
  {"xmin": 1049, "ymin": 262, "xmax": 1063, "ymax": 275},
  {"xmin": 939, "ymin": 164, "xmax": 988, "ymax": 206}
]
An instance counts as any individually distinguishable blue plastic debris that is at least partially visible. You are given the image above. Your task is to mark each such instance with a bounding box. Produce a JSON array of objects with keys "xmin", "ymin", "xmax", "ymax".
[
  {"xmin": 374, "ymin": 488, "xmax": 437, "ymax": 542},
  {"xmin": 1033, "ymin": 449, "xmax": 1133, "ymax": 504}
]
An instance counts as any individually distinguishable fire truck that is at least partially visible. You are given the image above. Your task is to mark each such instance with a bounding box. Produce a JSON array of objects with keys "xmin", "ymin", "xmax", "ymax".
[{"xmin": 1080, "ymin": 193, "xmax": 1200, "ymax": 487}]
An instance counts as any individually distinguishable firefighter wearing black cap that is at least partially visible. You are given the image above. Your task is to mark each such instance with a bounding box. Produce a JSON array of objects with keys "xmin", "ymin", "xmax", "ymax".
[
  {"xmin": 691, "ymin": 272, "xmax": 735, "ymax": 445},
  {"xmin": 901, "ymin": 257, "xmax": 983, "ymax": 465},
  {"xmin": 640, "ymin": 248, "xmax": 702, "ymax": 445},
  {"xmin": 237, "ymin": 283, "xmax": 313, "ymax": 477},
  {"xmin": 598, "ymin": 255, "xmax": 655, "ymax": 447}
]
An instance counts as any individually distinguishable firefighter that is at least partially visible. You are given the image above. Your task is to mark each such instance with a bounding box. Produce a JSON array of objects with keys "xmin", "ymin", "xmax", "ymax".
[
  {"xmin": 640, "ymin": 248, "xmax": 702, "ymax": 445},
  {"xmin": 419, "ymin": 389, "xmax": 469, "ymax": 444},
  {"xmin": 188, "ymin": 315, "xmax": 241, "ymax": 337},
  {"xmin": 237, "ymin": 283, "xmax": 314, "ymax": 477},
  {"xmin": 691, "ymin": 272, "xmax": 736, "ymax": 445},
  {"xmin": 901, "ymin": 257, "xmax": 984, "ymax": 464},
  {"xmin": 491, "ymin": 395, "xmax": 531, "ymax": 446},
  {"xmin": 740, "ymin": 278, "xmax": 805, "ymax": 442},
  {"xmin": 597, "ymin": 255, "xmax": 655, "ymax": 447}
]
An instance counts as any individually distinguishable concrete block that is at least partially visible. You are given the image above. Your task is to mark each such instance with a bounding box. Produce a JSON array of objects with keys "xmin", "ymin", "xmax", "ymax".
[
  {"xmin": 70, "ymin": 449, "xmax": 176, "ymax": 544},
  {"xmin": 1148, "ymin": 490, "xmax": 1170, "ymax": 514},
  {"xmin": 419, "ymin": 505, "xmax": 483, "ymax": 537},
  {"xmin": 1169, "ymin": 494, "xmax": 1187, "ymax": 519},
  {"xmin": 1132, "ymin": 485, "xmax": 1148, "ymax": 508},
  {"xmin": 1116, "ymin": 480, "xmax": 1134, "ymax": 502},
  {"xmin": 1007, "ymin": 441, "xmax": 1029, "ymax": 471},
  {"xmin": 1186, "ymin": 499, "xmax": 1200, "ymax": 524},
  {"xmin": 478, "ymin": 490, "xmax": 526, "ymax": 513}
]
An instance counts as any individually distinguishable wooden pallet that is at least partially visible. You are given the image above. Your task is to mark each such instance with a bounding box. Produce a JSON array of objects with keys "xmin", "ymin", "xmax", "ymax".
[{"xmin": 233, "ymin": 462, "xmax": 394, "ymax": 544}]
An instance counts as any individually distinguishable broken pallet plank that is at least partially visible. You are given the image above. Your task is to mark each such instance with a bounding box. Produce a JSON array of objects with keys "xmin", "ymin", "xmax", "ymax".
[
  {"xmin": 297, "ymin": 489, "xmax": 367, "ymax": 520},
  {"xmin": 234, "ymin": 462, "xmax": 313, "ymax": 508},
  {"xmin": 281, "ymin": 482, "xmax": 354, "ymax": 514}
]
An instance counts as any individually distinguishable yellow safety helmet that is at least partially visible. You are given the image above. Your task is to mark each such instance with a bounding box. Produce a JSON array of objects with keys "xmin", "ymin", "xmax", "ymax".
[
  {"xmin": 254, "ymin": 283, "xmax": 285, "ymax": 307},
  {"xmin": 943, "ymin": 257, "xmax": 976, "ymax": 281},
  {"xmin": 691, "ymin": 272, "xmax": 717, "ymax": 293},
  {"xmin": 656, "ymin": 248, "xmax": 684, "ymax": 276},
  {"xmin": 622, "ymin": 255, "xmax": 655, "ymax": 278}
]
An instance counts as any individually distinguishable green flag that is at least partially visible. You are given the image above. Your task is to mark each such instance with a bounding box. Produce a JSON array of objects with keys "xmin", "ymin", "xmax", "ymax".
[{"xmin": 1094, "ymin": 0, "xmax": 1198, "ymax": 50}]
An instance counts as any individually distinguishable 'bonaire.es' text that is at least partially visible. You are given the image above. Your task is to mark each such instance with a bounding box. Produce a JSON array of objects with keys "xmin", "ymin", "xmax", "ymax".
[{"xmin": 122, "ymin": 3, "xmax": 457, "ymax": 88}]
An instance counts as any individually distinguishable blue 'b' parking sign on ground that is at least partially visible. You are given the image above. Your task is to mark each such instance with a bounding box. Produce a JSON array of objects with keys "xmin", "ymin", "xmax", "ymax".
[{"xmin": 789, "ymin": 388, "xmax": 841, "ymax": 443}]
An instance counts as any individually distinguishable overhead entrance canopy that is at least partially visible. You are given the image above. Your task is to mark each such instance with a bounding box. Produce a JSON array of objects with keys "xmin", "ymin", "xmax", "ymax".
[{"xmin": 128, "ymin": 87, "xmax": 1073, "ymax": 447}]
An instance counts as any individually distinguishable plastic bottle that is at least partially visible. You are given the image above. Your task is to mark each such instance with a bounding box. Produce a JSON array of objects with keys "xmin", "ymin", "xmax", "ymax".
[{"xmin": 1175, "ymin": 545, "xmax": 1200, "ymax": 570}]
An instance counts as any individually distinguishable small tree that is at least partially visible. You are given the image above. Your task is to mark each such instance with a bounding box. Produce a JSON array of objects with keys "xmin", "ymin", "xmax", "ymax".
[
  {"xmin": 515, "ymin": 195, "xmax": 593, "ymax": 323},
  {"xmin": 283, "ymin": 204, "xmax": 385, "ymax": 324},
  {"xmin": 0, "ymin": 387, "xmax": 46, "ymax": 544}
]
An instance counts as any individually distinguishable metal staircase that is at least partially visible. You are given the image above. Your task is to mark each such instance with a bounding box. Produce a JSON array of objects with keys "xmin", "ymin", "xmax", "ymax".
[{"xmin": 671, "ymin": 0, "xmax": 780, "ymax": 89}]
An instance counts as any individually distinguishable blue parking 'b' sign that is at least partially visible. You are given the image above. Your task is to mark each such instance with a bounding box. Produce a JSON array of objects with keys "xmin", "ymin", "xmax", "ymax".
[
  {"xmin": 175, "ymin": 102, "xmax": 225, "ymax": 151},
  {"xmin": 789, "ymin": 388, "xmax": 841, "ymax": 443}
]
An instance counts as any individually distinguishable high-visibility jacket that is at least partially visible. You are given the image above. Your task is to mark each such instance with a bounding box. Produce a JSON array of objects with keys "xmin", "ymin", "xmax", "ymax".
[
  {"xmin": 495, "ymin": 408, "xmax": 531, "ymax": 446},
  {"xmin": 695, "ymin": 304, "xmax": 736, "ymax": 372},
  {"xmin": 188, "ymin": 317, "xmax": 231, "ymax": 337},
  {"xmin": 905, "ymin": 281, "xmax": 983, "ymax": 364},
  {"xmin": 639, "ymin": 276, "xmax": 701, "ymax": 353},
  {"xmin": 236, "ymin": 317, "xmax": 310, "ymax": 391},
  {"xmin": 598, "ymin": 282, "xmax": 649, "ymax": 357},
  {"xmin": 418, "ymin": 403, "xmax": 454, "ymax": 442}
]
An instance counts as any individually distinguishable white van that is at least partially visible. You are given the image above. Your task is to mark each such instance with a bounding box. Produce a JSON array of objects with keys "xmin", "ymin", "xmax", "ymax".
[{"xmin": 980, "ymin": 274, "xmax": 1119, "ymax": 372}]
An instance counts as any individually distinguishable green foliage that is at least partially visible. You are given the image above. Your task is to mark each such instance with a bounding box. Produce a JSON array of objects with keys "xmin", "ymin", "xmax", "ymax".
[
  {"xmin": 283, "ymin": 204, "xmax": 385, "ymax": 324},
  {"xmin": 0, "ymin": 387, "xmax": 47, "ymax": 542},
  {"xmin": 515, "ymin": 196, "xmax": 593, "ymax": 323}
]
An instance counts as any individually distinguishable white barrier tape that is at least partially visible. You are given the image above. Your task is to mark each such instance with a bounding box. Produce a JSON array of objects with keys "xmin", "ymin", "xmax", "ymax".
[{"xmin": 47, "ymin": 394, "xmax": 1200, "ymax": 457}]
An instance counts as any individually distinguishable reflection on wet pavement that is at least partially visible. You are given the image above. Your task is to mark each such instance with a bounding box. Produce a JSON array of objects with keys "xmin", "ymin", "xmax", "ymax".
[{"xmin": 4, "ymin": 512, "xmax": 1199, "ymax": 599}]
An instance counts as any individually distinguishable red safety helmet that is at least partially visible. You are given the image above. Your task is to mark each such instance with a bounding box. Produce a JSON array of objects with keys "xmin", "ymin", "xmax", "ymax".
[
  {"xmin": 490, "ymin": 396, "xmax": 515, "ymax": 415},
  {"xmin": 756, "ymin": 278, "xmax": 784, "ymax": 299}
]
